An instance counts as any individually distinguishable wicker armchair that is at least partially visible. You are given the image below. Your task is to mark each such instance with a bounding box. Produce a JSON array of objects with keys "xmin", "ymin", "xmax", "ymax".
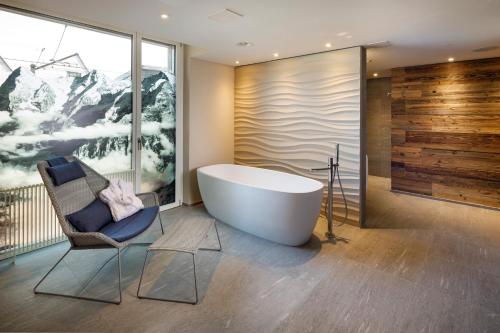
[{"xmin": 33, "ymin": 156, "xmax": 164, "ymax": 304}]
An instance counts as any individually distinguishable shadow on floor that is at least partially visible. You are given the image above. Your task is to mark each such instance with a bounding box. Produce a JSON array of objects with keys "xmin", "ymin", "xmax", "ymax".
[
  {"xmin": 138, "ymin": 249, "xmax": 222, "ymax": 304},
  {"xmin": 163, "ymin": 205, "xmax": 323, "ymax": 270}
]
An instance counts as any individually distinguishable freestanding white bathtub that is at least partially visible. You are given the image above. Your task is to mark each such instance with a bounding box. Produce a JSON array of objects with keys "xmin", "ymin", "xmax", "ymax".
[{"xmin": 197, "ymin": 164, "xmax": 324, "ymax": 246}]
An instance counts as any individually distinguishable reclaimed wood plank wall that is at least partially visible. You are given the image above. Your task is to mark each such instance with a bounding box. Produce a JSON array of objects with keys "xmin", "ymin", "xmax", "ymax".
[{"xmin": 391, "ymin": 57, "xmax": 500, "ymax": 209}]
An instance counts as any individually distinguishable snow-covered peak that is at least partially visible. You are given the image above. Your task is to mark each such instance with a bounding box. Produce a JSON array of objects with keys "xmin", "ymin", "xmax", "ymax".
[{"xmin": 9, "ymin": 67, "xmax": 46, "ymax": 112}]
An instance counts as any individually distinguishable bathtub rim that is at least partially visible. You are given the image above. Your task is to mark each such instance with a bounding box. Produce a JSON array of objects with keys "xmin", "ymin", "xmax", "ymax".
[{"xmin": 197, "ymin": 163, "xmax": 324, "ymax": 195}]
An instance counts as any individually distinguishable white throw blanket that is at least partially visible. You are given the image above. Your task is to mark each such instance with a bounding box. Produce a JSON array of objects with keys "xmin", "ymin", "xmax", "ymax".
[{"xmin": 99, "ymin": 179, "xmax": 144, "ymax": 222}]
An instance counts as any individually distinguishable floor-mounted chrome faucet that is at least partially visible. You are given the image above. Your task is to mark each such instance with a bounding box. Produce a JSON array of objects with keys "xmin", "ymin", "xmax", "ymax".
[{"xmin": 311, "ymin": 144, "xmax": 349, "ymax": 242}]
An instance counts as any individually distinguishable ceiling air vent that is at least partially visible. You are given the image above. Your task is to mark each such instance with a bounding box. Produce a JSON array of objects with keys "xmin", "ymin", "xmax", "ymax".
[
  {"xmin": 237, "ymin": 41, "xmax": 254, "ymax": 47},
  {"xmin": 208, "ymin": 9, "xmax": 243, "ymax": 23},
  {"xmin": 473, "ymin": 46, "xmax": 498, "ymax": 52},
  {"xmin": 364, "ymin": 41, "xmax": 392, "ymax": 48}
]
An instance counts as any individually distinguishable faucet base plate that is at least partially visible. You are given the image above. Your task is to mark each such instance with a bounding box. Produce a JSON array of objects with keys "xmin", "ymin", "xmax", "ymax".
[{"xmin": 325, "ymin": 231, "xmax": 350, "ymax": 244}]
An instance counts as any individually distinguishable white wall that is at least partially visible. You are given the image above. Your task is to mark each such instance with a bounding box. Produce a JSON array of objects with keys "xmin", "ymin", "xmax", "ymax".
[{"xmin": 183, "ymin": 53, "xmax": 234, "ymax": 204}]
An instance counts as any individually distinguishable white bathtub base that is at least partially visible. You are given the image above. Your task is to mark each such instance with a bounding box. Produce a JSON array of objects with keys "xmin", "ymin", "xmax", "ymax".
[{"xmin": 197, "ymin": 164, "xmax": 323, "ymax": 246}]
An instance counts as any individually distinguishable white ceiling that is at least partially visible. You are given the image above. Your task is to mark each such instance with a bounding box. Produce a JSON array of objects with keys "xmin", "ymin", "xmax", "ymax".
[{"xmin": 3, "ymin": 0, "xmax": 500, "ymax": 76}]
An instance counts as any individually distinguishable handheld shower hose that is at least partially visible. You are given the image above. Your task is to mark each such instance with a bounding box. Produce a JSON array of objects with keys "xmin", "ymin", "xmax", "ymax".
[
  {"xmin": 311, "ymin": 144, "xmax": 349, "ymax": 240},
  {"xmin": 327, "ymin": 165, "xmax": 348, "ymax": 227}
]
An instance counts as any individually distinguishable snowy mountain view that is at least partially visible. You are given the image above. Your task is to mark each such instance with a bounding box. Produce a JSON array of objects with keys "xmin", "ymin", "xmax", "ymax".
[{"xmin": 0, "ymin": 66, "xmax": 176, "ymax": 205}]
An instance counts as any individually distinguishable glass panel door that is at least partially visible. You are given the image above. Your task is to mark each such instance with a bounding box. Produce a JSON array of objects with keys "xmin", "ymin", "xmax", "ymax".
[{"xmin": 139, "ymin": 40, "xmax": 176, "ymax": 206}]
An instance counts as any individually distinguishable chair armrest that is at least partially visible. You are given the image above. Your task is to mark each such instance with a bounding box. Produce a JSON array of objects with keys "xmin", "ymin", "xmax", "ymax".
[{"xmin": 137, "ymin": 192, "xmax": 159, "ymax": 208}]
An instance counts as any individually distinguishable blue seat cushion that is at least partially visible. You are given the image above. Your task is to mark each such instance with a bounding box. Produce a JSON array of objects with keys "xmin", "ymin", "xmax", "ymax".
[
  {"xmin": 66, "ymin": 199, "xmax": 113, "ymax": 233},
  {"xmin": 47, "ymin": 161, "xmax": 86, "ymax": 186},
  {"xmin": 47, "ymin": 156, "xmax": 68, "ymax": 167},
  {"xmin": 99, "ymin": 206, "xmax": 159, "ymax": 242}
]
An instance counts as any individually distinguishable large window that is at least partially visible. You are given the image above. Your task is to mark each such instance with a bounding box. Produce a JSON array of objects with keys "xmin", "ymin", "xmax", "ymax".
[
  {"xmin": 140, "ymin": 40, "xmax": 176, "ymax": 205},
  {"xmin": 0, "ymin": 7, "xmax": 180, "ymax": 260},
  {"xmin": 0, "ymin": 9, "xmax": 133, "ymax": 187}
]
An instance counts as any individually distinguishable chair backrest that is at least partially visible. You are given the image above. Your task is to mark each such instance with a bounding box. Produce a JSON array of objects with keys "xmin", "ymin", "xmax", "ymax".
[{"xmin": 37, "ymin": 156, "xmax": 110, "ymax": 245}]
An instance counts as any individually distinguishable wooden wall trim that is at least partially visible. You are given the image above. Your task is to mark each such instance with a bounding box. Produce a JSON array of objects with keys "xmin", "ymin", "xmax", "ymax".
[
  {"xmin": 391, "ymin": 57, "xmax": 500, "ymax": 209},
  {"xmin": 359, "ymin": 47, "xmax": 367, "ymax": 227}
]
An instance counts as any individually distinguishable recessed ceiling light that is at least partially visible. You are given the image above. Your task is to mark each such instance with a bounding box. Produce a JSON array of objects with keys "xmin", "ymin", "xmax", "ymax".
[
  {"xmin": 235, "ymin": 60, "xmax": 240, "ymax": 65},
  {"xmin": 373, "ymin": 73, "xmax": 379, "ymax": 77},
  {"xmin": 325, "ymin": 42, "xmax": 332, "ymax": 48},
  {"xmin": 273, "ymin": 53, "xmax": 279, "ymax": 57},
  {"xmin": 160, "ymin": 14, "xmax": 169, "ymax": 19},
  {"xmin": 448, "ymin": 57, "xmax": 454, "ymax": 62}
]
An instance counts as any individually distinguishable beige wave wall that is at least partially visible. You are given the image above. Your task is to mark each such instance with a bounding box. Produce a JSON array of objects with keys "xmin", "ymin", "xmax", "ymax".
[{"xmin": 234, "ymin": 47, "xmax": 365, "ymax": 226}]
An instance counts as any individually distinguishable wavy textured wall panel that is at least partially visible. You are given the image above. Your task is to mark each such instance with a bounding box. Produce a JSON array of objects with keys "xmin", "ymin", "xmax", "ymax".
[{"xmin": 235, "ymin": 47, "xmax": 364, "ymax": 226}]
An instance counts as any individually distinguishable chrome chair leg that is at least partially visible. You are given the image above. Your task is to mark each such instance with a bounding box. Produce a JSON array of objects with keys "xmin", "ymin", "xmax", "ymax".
[
  {"xmin": 137, "ymin": 249, "xmax": 198, "ymax": 305},
  {"xmin": 159, "ymin": 214, "xmax": 165, "ymax": 235},
  {"xmin": 33, "ymin": 247, "xmax": 123, "ymax": 305},
  {"xmin": 214, "ymin": 221, "xmax": 222, "ymax": 251},
  {"xmin": 117, "ymin": 248, "xmax": 122, "ymax": 304},
  {"xmin": 199, "ymin": 220, "xmax": 222, "ymax": 252},
  {"xmin": 192, "ymin": 253, "xmax": 198, "ymax": 304},
  {"xmin": 76, "ymin": 250, "xmax": 119, "ymax": 295},
  {"xmin": 33, "ymin": 248, "xmax": 71, "ymax": 293},
  {"xmin": 136, "ymin": 249, "xmax": 150, "ymax": 299}
]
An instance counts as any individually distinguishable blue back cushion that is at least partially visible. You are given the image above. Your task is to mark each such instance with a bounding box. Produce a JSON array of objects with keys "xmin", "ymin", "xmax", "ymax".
[
  {"xmin": 46, "ymin": 161, "xmax": 86, "ymax": 186},
  {"xmin": 66, "ymin": 199, "xmax": 113, "ymax": 232},
  {"xmin": 47, "ymin": 157, "xmax": 68, "ymax": 167}
]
